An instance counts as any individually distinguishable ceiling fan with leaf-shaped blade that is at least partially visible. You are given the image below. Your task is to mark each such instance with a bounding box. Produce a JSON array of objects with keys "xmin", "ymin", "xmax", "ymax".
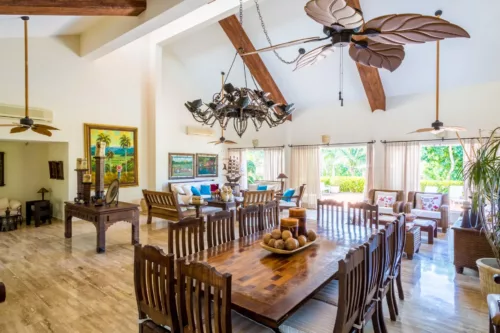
[
  {"xmin": 208, "ymin": 128, "xmax": 237, "ymax": 145},
  {"xmin": 409, "ymin": 14, "xmax": 465, "ymax": 135},
  {"xmin": 243, "ymin": 1, "xmax": 470, "ymax": 72},
  {"xmin": 0, "ymin": 17, "xmax": 59, "ymax": 137}
]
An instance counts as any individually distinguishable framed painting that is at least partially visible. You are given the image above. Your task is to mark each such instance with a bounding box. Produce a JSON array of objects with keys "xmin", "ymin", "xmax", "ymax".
[
  {"xmin": 169, "ymin": 153, "xmax": 195, "ymax": 180},
  {"xmin": 196, "ymin": 153, "xmax": 218, "ymax": 178},
  {"xmin": 84, "ymin": 124, "xmax": 138, "ymax": 187}
]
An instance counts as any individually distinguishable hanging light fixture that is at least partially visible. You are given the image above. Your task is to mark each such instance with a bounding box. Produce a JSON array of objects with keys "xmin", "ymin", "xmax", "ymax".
[{"xmin": 184, "ymin": 0, "xmax": 294, "ymax": 138}]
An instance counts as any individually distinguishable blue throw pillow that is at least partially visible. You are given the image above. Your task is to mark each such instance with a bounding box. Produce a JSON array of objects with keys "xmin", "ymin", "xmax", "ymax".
[
  {"xmin": 257, "ymin": 185, "xmax": 267, "ymax": 191},
  {"xmin": 200, "ymin": 185, "xmax": 211, "ymax": 195},
  {"xmin": 283, "ymin": 189, "xmax": 295, "ymax": 202},
  {"xmin": 191, "ymin": 186, "xmax": 201, "ymax": 196}
]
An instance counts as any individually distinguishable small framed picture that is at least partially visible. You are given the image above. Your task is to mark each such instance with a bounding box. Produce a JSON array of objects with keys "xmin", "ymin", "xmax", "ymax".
[
  {"xmin": 169, "ymin": 153, "xmax": 195, "ymax": 179},
  {"xmin": 196, "ymin": 154, "xmax": 218, "ymax": 178}
]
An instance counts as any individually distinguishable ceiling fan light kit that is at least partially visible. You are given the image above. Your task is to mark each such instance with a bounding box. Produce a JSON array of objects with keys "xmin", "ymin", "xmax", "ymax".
[{"xmin": 0, "ymin": 17, "xmax": 59, "ymax": 137}]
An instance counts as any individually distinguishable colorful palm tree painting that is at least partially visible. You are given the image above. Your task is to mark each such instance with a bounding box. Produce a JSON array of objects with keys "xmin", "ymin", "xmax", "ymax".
[
  {"xmin": 84, "ymin": 124, "xmax": 138, "ymax": 187},
  {"xmin": 196, "ymin": 154, "xmax": 218, "ymax": 177}
]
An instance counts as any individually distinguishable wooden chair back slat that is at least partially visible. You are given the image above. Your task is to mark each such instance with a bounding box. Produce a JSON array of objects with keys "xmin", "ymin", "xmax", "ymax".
[
  {"xmin": 207, "ymin": 211, "xmax": 236, "ymax": 248},
  {"xmin": 143, "ymin": 190, "xmax": 183, "ymax": 223},
  {"xmin": 381, "ymin": 222, "xmax": 396, "ymax": 285},
  {"xmin": 392, "ymin": 215, "xmax": 406, "ymax": 276},
  {"xmin": 260, "ymin": 201, "xmax": 279, "ymax": 230},
  {"xmin": 347, "ymin": 202, "xmax": 379, "ymax": 228},
  {"xmin": 238, "ymin": 205, "xmax": 262, "ymax": 238},
  {"xmin": 243, "ymin": 190, "xmax": 275, "ymax": 207},
  {"xmin": 134, "ymin": 245, "xmax": 179, "ymax": 332},
  {"xmin": 167, "ymin": 217, "xmax": 204, "ymax": 259},
  {"xmin": 317, "ymin": 199, "xmax": 344, "ymax": 223},
  {"xmin": 334, "ymin": 245, "xmax": 367, "ymax": 333},
  {"xmin": 364, "ymin": 233, "xmax": 385, "ymax": 309},
  {"xmin": 177, "ymin": 260, "xmax": 232, "ymax": 333}
]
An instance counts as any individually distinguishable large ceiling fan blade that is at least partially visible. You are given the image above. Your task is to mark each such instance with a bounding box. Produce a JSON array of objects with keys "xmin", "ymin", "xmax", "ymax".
[
  {"xmin": 10, "ymin": 126, "xmax": 29, "ymax": 134},
  {"xmin": 442, "ymin": 126, "xmax": 466, "ymax": 132},
  {"xmin": 208, "ymin": 140, "xmax": 221, "ymax": 144},
  {"xmin": 33, "ymin": 124, "xmax": 59, "ymax": 131},
  {"xmin": 0, "ymin": 124, "xmax": 18, "ymax": 127},
  {"xmin": 294, "ymin": 44, "xmax": 334, "ymax": 71},
  {"xmin": 242, "ymin": 37, "xmax": 322, "ymax": 56},
  {"xmin": 305, "ymin": 0, "xmax": 363, "ymax": 30},
  {"xmin": 349, "ymin": 41, "xmax": 405, "ymax": 72},
  {"xmin": 408, "ymin": 128, "xmax": 436, "ymax": 134},
  {"xmin": 224, "ymin": 140, "xmax": 238, "ymax": 144},
  {"xmin": 363, "ymin": 14, "xmax": 470, "ymax": 45},
  {"xmin": 31, "ymin": 126, "xmax": 52, "ymax": 137}
]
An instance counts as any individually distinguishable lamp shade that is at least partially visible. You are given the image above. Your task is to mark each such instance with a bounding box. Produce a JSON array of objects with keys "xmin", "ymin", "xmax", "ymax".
[
  {"xmin": 37, "ymin": 187, "xmax": 49, "ymax": 194},
  {"xmin": 277, "ymin": 173, "xmax": 288, "ymax": 180}
]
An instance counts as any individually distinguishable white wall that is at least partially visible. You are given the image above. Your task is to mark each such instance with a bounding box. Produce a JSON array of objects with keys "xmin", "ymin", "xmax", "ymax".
[{"xmin": 0, "ymin": 35, "xmax": 150, "ymax": 206}]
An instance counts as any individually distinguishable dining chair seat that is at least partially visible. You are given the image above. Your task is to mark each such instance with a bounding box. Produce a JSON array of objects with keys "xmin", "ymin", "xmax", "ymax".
[
  {"xmin": 312, "ymin": 279, "xmax": 339, "ymax": 306},
  {"xmin": 231, "ymin": 311, "xmax": 274, "ymax": 332},
  {"xmin": 282, "ymin": 299, "xmax": 338, "ymax": 333}
]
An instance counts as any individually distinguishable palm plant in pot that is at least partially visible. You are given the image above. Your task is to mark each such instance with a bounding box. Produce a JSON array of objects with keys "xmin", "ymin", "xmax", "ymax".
[{"xmin": 461, "ymin": 128, "xmax": 500, "ymax": 294}]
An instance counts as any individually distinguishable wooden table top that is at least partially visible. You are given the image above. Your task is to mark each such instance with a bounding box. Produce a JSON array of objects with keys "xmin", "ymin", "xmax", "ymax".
[
  {"xmin": 183, "ymin": 220, "xmax": 378, "ymax": 328},
  {"xmin": 64, "ymin": 201, "xmax": 139, "ymax": 213}
]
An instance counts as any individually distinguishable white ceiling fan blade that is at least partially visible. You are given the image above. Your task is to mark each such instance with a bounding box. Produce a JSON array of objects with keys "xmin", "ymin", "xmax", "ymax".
[
  {"xmin": 442, "ymin": 126, "xmax": 466, "ymax": 132},
  {"xmin": 408, "ymin": 128, "xmax": 435, "ymax": 134}
]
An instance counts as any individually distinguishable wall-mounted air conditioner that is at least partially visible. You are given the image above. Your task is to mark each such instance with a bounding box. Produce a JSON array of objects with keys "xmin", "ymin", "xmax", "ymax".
[
  {"xmin": 186, "ymin": 126, "xmax": 215, "ymax": 137},
  {"xmin": 0, "ymin": 103, "xmax": 53, "ymax": 123}
]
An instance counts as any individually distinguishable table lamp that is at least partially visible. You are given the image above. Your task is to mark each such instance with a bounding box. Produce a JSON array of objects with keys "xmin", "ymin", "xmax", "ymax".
[
  {"xmin": 37, "ymin": 187, "xmax": 49, "ymax": 200},
  {"xmin": 277, "ymin": 173, "xmax": 288, "ymax": 193}
]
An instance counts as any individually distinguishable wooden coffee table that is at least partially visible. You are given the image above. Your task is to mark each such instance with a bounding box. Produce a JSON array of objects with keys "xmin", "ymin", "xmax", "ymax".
[
  {"xmin": 205, "ymin": 198, "xmax": 236, "ymax": 211},
  {"xmin": 405, "ymin": 225, "xmax": 421, "ymax": 260}
]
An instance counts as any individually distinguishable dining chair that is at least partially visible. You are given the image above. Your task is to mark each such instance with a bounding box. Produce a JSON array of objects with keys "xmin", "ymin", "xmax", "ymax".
[
  {"xmin": 282, "ymin": 245, "xmax": 368, "ymax": 333},
  {"xmin": 242, "ymin": 190, "xmax": 275, "ymax": 208},
  {"xmin": 207, "ymin": 210, "xmax": 235, "ymax": 248},
  {"xmin": 167, "ymin": 217, "xmax": 205, "ymax": 259},
  {"xmin": 134, "ymin": 244, "xmax": 179, "ymax": 333},
  {"xmin": 317, "ymin": 199, "xmax": 345, "ymax": 224},
  {"xmin": 260, "ymin": 200, "xmax": 280, "ymax": 230},
  {"xmin": 238, "ymin": 205, "xmax": 263, "ymax": 238},
  {"xmin": 348, "ymin": 202, "xmax": 379, "ymax": 228},
  {"xmin": 377, "ymin": 222, "xmax": 396, "ymax": 333},
  {"xmin": 176, "ymin": 260, "xmax": 271, "ymax": 332},
  {"xmin": 392, "ymin": 215, "xmax": 406, "ymax": 304}
]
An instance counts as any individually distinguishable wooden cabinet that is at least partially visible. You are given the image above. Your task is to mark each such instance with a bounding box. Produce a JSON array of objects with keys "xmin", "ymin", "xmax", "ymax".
[
  {"xmin": 0, "ymin": 152, "xmax": 4, "ymax": 186},
  {"xmin": 453, "ymin": 224, "xmax": 494, "ymax": 273}
]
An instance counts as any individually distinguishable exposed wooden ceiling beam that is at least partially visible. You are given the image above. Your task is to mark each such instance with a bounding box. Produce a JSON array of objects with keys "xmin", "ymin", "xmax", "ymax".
[
  {"xmin": 0, "ymin": 0, "xmax": 146, "ymax": 16},
  {"xmin": 347, "ymin": 0, "xmax": 386, "ymax": 112},
  {"xmin": 219, "ymin": 15, "xmax": 288, "ymax": 108}
]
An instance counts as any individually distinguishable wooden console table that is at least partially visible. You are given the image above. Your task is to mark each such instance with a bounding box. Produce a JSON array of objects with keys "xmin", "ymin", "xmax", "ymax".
[
  {"xmin": 64, "ymin": 201, "xmax": 140, "ymax": 253},
  {"xmin": 453, "ymin": 223, "xmax": 494, "ymax": 273}
]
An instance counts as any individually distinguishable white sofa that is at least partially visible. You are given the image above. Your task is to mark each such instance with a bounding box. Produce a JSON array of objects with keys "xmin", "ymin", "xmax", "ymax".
[
  {"xmin": 248, "ymin": 182, "xmax": 281, "ymax": 192},
  {"xmin": 0, "ymin": 197, "xmax": 22, "ymax": 217}
]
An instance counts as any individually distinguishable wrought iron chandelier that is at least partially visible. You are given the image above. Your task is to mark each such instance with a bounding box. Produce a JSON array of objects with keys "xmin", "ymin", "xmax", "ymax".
[{"xmin": 184, "ymin": 0, "xmax": 294, "ymax": 138}]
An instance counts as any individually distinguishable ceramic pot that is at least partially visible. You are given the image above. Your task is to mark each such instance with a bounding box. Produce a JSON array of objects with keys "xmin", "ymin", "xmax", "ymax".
[
  {"xmin": 477, "ymin": 258, "xmax": 500, "ymax": 295},
  {"xmin": 221, "ymin": 191, "xmax": 233, "ymax": 202}
]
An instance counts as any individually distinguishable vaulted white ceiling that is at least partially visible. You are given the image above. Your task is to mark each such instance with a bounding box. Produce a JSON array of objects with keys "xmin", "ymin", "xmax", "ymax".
[{"xmin": 164, "ymin": 0, "xmax": 498, "ymax": 112}]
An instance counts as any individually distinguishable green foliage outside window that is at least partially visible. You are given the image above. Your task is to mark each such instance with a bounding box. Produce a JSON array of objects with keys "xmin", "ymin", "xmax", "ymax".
[{"xmin": 420, "ymin": 145, "xmax": 464, "ymax": 181}]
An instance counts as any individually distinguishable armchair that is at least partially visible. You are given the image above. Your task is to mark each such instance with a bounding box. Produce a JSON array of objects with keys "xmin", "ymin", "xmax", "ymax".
[
  {"xmin": 0, "ymin": 197, "xmax": 22, "ymax": 222},
  {"xmin": 276, "ymin": 184, "xmax": 306, "ymax": 211},
  {"xmin": 365, "ymin": 189, "xmax": 404, "ymax": 215},
  {"xmin": 405, "ymin": 191, "xmax": 449, "ymax": 233}
]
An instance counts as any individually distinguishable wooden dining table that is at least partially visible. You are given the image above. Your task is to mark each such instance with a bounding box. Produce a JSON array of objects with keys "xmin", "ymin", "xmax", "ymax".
[{"xmin": 183, "ymin": 218, "xmax": 379, "ymax": 331}]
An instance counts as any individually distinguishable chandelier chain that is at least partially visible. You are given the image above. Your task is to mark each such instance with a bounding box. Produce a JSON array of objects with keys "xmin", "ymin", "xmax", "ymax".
[{"xmin": 253, "ymin": 0, "xmax": 300, "ymax": 65}]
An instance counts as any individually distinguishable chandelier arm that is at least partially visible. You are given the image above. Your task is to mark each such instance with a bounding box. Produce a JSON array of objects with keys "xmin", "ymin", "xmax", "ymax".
[{"xmin": 224, "ymin": 52, "xmax": 239, "ymax": 84}]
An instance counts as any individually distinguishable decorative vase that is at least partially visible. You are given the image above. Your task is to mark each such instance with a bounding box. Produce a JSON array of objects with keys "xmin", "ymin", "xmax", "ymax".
[
  {"xmin": 477, "ymin": 258, "xmax": 500, "ymax": 295},
  {"xmin": 460, "ymin": 204, "xmax": 471, "ymax": 228}
]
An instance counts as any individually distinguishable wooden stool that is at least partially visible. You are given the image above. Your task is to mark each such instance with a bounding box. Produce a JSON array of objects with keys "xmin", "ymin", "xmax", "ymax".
[
  {"xmin": 289, "ymin": 208, "xmax": 307, "ymax": 236},
  {"xmin": 281, "ymin": 218, "xmax": 299, "ymax": 238}
]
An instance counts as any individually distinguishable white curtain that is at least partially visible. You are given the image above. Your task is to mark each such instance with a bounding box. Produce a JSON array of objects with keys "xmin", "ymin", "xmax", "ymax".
[
  {"xmin": 291, "ymin": 146, "xmax": 321, "ymax": 209},
  {"xmin": 228, "ymin": 149, "xmax": 247, "ymax": 189},
  {"xmin": 384, "ymin": 142, "xmax": 421, "ymax": 195},
  {"xmin": 364, "ymin": 143, "xmax": 375, "ymax": 195},
  {"xmin": 264, "ymin": 148, "xmax": 284, "ymax": 182},
  {"xmin": 462, "ymin": 138, "xmax": 481, "ymax": 199}
]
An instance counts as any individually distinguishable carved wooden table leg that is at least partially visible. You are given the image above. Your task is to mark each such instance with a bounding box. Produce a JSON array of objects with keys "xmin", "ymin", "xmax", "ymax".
[
  {"xmin": 96, "ymin": 220, "xmax": 106, "ymax": 253},
  {"xmin": 131, "ymin": 210, "xmax": 139, "ymax": 245},
  {"xmin": 64, "ymin": 207, "xmax": 72, "ymax": 239}
]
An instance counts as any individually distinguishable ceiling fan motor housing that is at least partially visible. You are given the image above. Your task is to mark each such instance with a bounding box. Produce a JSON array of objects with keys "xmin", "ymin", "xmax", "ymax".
[
  {"xmin": 432, "ymin": 120, "xmax": 444, "ymax": 130},
  {"xmin": 20, "ymin": 117, "xmax": 33, "ymax": 127}
]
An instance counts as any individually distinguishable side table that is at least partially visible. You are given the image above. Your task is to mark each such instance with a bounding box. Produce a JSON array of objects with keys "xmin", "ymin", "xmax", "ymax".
[
  {"xmin": 405, "ymin": 226, "xmax": 421, "ymax": 260},
  {"xmin": 453, "ymin": 223, "xmax": 494, "ymax": 273}
]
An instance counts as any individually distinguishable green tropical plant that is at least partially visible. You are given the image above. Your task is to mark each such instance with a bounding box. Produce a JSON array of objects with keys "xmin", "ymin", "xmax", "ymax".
[
  {"xmin": 119, "ymin": 134, "xmax": 132, "ymax": 174},
  {"xmin": 421, "ymin": 145, "xmax": 463, "ymax": 181},
  {"xmin": 461, "ymin": 128, "xmax": 500, "ymax": 265},
  {"xmin": 247, "ymin": 160, "xmax": 257, "ymax": 184}
]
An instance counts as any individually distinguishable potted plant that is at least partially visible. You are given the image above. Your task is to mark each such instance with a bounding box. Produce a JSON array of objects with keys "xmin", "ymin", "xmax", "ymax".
[{"xmin": 461, "ymin": 128, "xmax": 500, "ymax": 295}]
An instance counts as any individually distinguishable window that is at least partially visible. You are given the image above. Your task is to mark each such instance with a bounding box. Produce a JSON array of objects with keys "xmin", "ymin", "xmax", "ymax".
[
  {"xmin": 246, "ymin": 150, "xmax": 265, "ymax": 185},
  {"xmin": 320, "ymin": 146, "xmax": 367, "ymax": 202}
]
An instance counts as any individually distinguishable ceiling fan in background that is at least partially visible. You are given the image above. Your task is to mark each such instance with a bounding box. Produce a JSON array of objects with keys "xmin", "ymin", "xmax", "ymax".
[
  {"xmin": 208, "ymin": 128, "xmax": 237, "ymax": 145},
  {"xmin": 243, "ymin": 0, "xmax": 470, "ymax": 72},
  {"xmin": 0, "ymin": 17, "xmax": 59, "ymax": 137},
  {"xmin": 410, "ymin": 11, "xmax": 466, "ymax": 135}
]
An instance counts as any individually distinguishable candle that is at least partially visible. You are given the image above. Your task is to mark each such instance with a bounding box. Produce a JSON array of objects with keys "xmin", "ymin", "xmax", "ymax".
[
  {"xmin": 96, "ymin": 142, "xmax": 106, "ymax": 157},
  {"xmin": 83, "ymin": 173, "xmax": 92, "ymax": 183},
  {"xmin": 81, "ymin": 158, "xmax": 88, "ymax": 169},
  {"xmin": 77, "ymin": 158, "xmax": 88, "ymax": 170}
]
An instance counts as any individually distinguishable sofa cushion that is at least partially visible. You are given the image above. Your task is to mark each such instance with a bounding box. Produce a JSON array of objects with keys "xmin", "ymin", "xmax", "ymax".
[
  {"xmin": 9, "ymin": 200, "xmax": 21, "ymax": 210},
  {"xmin": 210, "ymin": 184, "xmax": 219, "ymax": 192},
  {"xmin": 421, "ymin": 195, "xmax": 442, "ymax": 212},
  {"xmin": 177, "ymin": 194, "xmax": 192, "ymax": 205},
  {"xmin": 200, "ymin": 185, "xmax": 211, "ymax": 195},
  {"xmin": 374, "ymin": 191, "xmax": 397, "ymax": 202},
  {"xmin": 191, "ymin": 186, "xmax": 201, "ymax": 196},
  {"xmin": 415, "ymin": 193, "xmax": 442, "ymax": 209},
  {"xmin": 248, "ymin": 184, "xmax": 258, "ymax": 191},
  {"xmin": 411, "ymin": 209, "xmax": 441, "ymax": 220},
  {"xmin": 0, "ymin": 198, "xmax": 8, "ymax": 210},
  {"xmin": 257, "ymin": 185, "xmax": 268, "ymax": 191},
  {"xmin": 379, "ymin": 206, "xmax": 394, "ymax": 215},
  {"xmin": 282, "ymin": 189, "xmax": 295, "ymax": 202}
]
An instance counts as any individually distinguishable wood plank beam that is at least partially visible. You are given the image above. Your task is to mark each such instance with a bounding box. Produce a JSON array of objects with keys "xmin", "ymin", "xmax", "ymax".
[
  {"xmin": 347, "ymin": 0, "xmax": 386, "ymax": 112},
  {"xmin": 0, "ymin": 0, "xmax": 146, "ymax": 16},
  {"xmin": 219, "ymin": 15, "xmax": 287, "ymax": 107}
]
